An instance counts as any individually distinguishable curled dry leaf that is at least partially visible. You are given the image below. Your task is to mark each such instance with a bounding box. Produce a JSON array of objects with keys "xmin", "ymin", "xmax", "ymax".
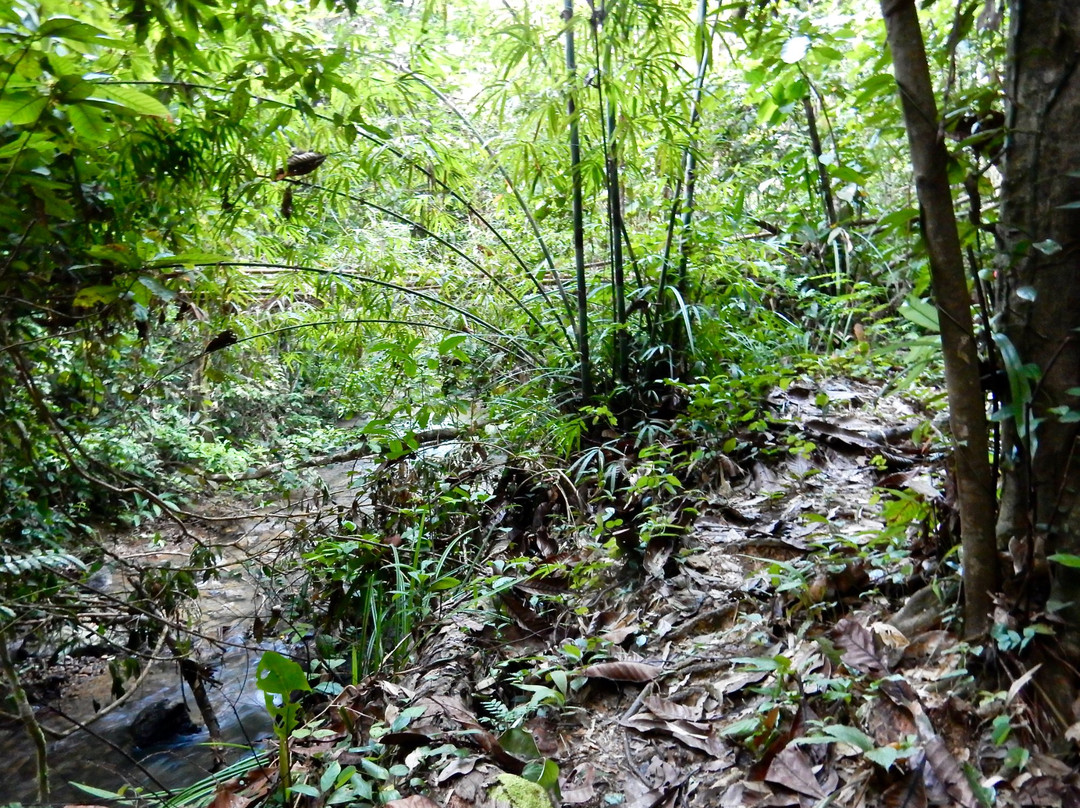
[
  {"xmin": 580, "ymin": 661, "xmax": 662, "ymax": 682},
  {"xmin": 871, "ymin": 621, "xmax": 910, "ymax": 649}
]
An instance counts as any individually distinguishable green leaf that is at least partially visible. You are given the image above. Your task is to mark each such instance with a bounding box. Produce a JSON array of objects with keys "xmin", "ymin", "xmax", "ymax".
[
  {"xmin": 499, "ymin": 727, "xmax": 541, "ymax": 760},
  {"xmin": 865, "ymin": 745, "xmax": 902, "ymax": 769},
  {"xmin": 1048, "ymin": 553, "xmax": 1080, "ymax": 569},
  {"xmin": 991, "ymin": 713, "xmax": 1011, "ymax": 744},
  {"xmin": 719, "ymin": 716, "xmax": 760, "ymax": 738},
  {"xmin": 137, "ymin": 275, "xmax": 176, "ymax": 301},
  {"xmin": 72, "ymin": 783, "xmax": 126, "ymax": 799},
  {"xmin": 255, "ymin": 650, "xmax": 310, "ymax": 696},
  {"xmin": 390, "ymin": 704, "xmax": 427, "ymax": 732},
  {"xmin": 1033, "ymin": 239, "xmax": 1061, "ymax": 255},
  {"xmin": 359, "ymin": 759, "xmax": 389, "ymax": 780},
  {"xmin": 522, "ymin": 758, "xmax": 560, "ymax": 788},
  {"xmin": 66, "ymin": 103, "xmax": 109, "ymax": 141},
  {"xmin": 319, "ymin": 761, "xmax": 341, "ymax": 794},
  {"xmin": 38, "ymin": 17, "xmax": 112, "ymax": 43},
  {"xmin": 288, "ymin": 783, "xmax": 320, "ymax": 798},
  {"xmin": 0, "ymin": 94, "xmax": 49, "ymax": 126},
  {"xmin": 90, "ymin": 84, "xmax": 170, "ymax": 117},
  {"xmin": 73, "ymin": 285, "xmax": 120, "ymax": 307},
  {"xmin": 899, "ymin": 298, "xmax": 939, "ymax": 332},
  {"xmin": 819, "ymin": 724, "xmax": 874, "ymax": 751}
]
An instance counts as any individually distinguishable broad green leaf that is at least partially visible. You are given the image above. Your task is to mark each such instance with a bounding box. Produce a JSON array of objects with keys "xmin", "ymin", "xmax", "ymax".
[
  {"xmin": 1048, "ymin": 553, "xmax": 1080, "ymax": 569},
  {"xmin": 55, "ymin": 74, "xmax": 94, "ymax": 102},
  {"xmin": 899, "ymin": 298, "xmax": 940, "ymax": 332},
  {"xmin": 91, "ymin": 84, "xmax": 170, "ymax": 117},
  {"xmin": 865, "ymin": 745, "xmax": 903, "ymax": 769},
  {"xmin": 359, "ymin": 759, "xmax": 389, "ymax": 780},
  {"xmin": 719, "ymin": 717, "xmax": 760, "ymax": 738},
  {"xmin": 66, "ymin": 103, "xmax": 109, "ymax": 141},
  {"xmin": 319, "ymin": 762, "xmax": 341, "ymax": 794},
  {"xmin": 255, "ymin": 650, "xmax": 310, "ymax": 696},
  {"xmin": 137, "ymin": 275, "xmax": 177, "ymax": 301},
  {"xmin": 522, "ymin": 758, "xmax": 560, "ymax": 788},
  {"xmin": 74, "ymin": 285, "xmax": 120, "ymax": 307},
  {"xmin": 0, "ymin": 94, "xmax": 49, "ymax": 126},
  {"xmin": 38, "ymin": 17, "xmax": 112, "ymax": 43},
  {"xmin": 499, "ymin": 727, "xmax": 541, "ymax": 760},
  {"xmin": 820, "ymin": 724, "xmax": 874, "ymax": 751},
  {"xmin": 991, "ymin": 713, "xmax": 1011, "ymax": 744}
]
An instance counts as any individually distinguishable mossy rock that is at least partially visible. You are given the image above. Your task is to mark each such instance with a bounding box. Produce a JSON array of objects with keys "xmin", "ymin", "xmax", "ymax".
[{"xmin": 488, "ymin": 773, "xmax": 553, "ymax": 808}]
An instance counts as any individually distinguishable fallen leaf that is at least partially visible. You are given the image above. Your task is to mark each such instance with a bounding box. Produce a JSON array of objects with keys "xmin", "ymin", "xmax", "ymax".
[
  {"xmin": 833, "ymin": 617, "xmax": 888, "ymax": 674},
  {"xmin": 385, "ymin": 797, "xmax": 441, "ymax": 808},
  {"xmin": 581, "ymin": 661, "xmax": 661, "ymax": 682},
  {"xmin": 763, "ymin": 744, "xmax": 826, "ymax": 799},
  {"xmin": 643, "ymin": 694, "xmax": 702, "ymax": 721},
  {"xmin": 872, "ymin": 621, "xmax": 910, "ymax": 649},
  {"xmin": 1006, "ymin": 663, "xmax": 1041, "ymax": 704},
  {"xmin": 209, "ymin": 786, "xmax": 248, "ymax": 808}
]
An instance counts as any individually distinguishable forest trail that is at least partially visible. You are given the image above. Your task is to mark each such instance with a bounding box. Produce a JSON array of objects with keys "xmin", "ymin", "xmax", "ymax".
[{"xmin": 196, "ymin": 378, "xmax": 1062, "ymax": 808}]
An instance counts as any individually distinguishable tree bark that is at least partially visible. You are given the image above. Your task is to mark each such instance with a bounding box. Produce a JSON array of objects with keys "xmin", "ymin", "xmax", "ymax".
[
  {"xmin": 997, "ymin": 1, "xmax": 1080, "ymax": 709},
  {"xmin": 880, "ymin": 0, "xmax": 998, "ymax": 638}
]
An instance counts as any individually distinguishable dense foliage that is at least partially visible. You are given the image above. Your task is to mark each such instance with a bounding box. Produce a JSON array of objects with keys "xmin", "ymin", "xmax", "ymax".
[{"xmin": 1, "ymin": 0, "xmax": 1029, "ymax": 802}]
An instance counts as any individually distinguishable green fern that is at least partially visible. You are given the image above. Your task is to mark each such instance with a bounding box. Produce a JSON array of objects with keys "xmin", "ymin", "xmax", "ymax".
[{"xmin": 0, "ymin": 550, "xmax": 85, "ymax": 579}]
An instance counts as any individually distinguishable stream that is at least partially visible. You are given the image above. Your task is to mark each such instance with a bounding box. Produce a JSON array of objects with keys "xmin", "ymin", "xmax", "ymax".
[{"xmin": 2, "ymin": 459, "xmax": 371, "ymax": 804}]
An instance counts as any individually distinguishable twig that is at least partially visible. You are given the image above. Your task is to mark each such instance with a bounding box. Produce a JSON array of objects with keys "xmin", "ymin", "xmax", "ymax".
[{"xmin": 1, "ymin": 632, "xmax": 49, "ymax": 801}]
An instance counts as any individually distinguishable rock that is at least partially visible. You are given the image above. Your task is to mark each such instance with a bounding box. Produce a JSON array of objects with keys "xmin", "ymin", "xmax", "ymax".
[{"xmin": 130, "ymin": 699, "xmax": 200, "ymax": 748}]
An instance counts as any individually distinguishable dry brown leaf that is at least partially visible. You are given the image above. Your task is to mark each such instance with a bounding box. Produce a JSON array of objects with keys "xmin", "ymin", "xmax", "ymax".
[
  {"xmin": 804, "ymin": 419, "xmax": 884, "ymax": 450},
  {"xmin": 385, "ymin": 797, "xmax": 441, "ymax": 808},
  {"xmin": 1015, "ymin": 774, "xmax": 1071, "ymax": 806},
  {"xmin": 923, "ymin": 736, "xmax": 976, "ymax": 807},
  {"xmin": 872, "ymin": 621, "xmax": 910, "ymax": 649},
  {"xmin": 643, "ymin": 535, "xmax": 675, "ymax": 578},
  {"xmin": 1007, "ymin": 663, "xmax": 1042, "ymax": 704},
  {"xmin": 643, "ymin": 694, "xmax": 702, "ymax": 721},
  {"xmin": 209, "ymin": 786, "xmax": 249, "ymax": 808},
  {"xmin": 562, "ymin": 764, "xmax": 597, "ymax": 805},
  {"xmin": 580, "ymin": 661, "xmax": 662, "ymax": 682},
  {"xmin": 833, "ymin": 617, "xmax": 888, "ymax": 674},
  {"xmin": 763, "ymin": 744, "xmax": 827, "ymax": 799},
  {"xmin": 435, "ymin": 755, "xmax": 477, "ymax": 784}
]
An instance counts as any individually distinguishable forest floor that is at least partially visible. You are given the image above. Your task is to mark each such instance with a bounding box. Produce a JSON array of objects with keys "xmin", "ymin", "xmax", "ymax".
[
  {"xmin": 203, "ymin": 377, "xmax": 1079, "ymax": 808},
  {"xmin": 13, "ymin": 379, "xmax": 1080, "ymax": 807}
]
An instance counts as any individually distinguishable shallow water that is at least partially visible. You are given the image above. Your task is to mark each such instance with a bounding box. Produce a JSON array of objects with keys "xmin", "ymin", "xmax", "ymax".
[{"xmin": 2, "ymin": 459, "xmax": 371, "ymax": 804}]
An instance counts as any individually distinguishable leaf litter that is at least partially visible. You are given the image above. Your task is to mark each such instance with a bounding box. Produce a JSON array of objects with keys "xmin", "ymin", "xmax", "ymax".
[{"xmin": 211, "ymin": 378, "xmax": 1080, "ymax": 808}]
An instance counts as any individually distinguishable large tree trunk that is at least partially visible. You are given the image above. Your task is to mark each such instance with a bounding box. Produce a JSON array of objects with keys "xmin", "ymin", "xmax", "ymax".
[
  {"xmin": 997, "ymin": 2, "xmax": 1080, "ymax": 723},
  {"xmin": 880, "ymin": 0, "xmax": 998, "ymax": 638}
]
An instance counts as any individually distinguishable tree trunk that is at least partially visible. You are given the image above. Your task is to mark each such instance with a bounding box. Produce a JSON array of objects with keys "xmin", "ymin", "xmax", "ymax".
[
  {"xmin": 997, "ymin": 2, "xmax": 1080, "ymax": 722},
  {"xmin": 879, "ymin": 0, "xmax": 998, "ymax": 638}
]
